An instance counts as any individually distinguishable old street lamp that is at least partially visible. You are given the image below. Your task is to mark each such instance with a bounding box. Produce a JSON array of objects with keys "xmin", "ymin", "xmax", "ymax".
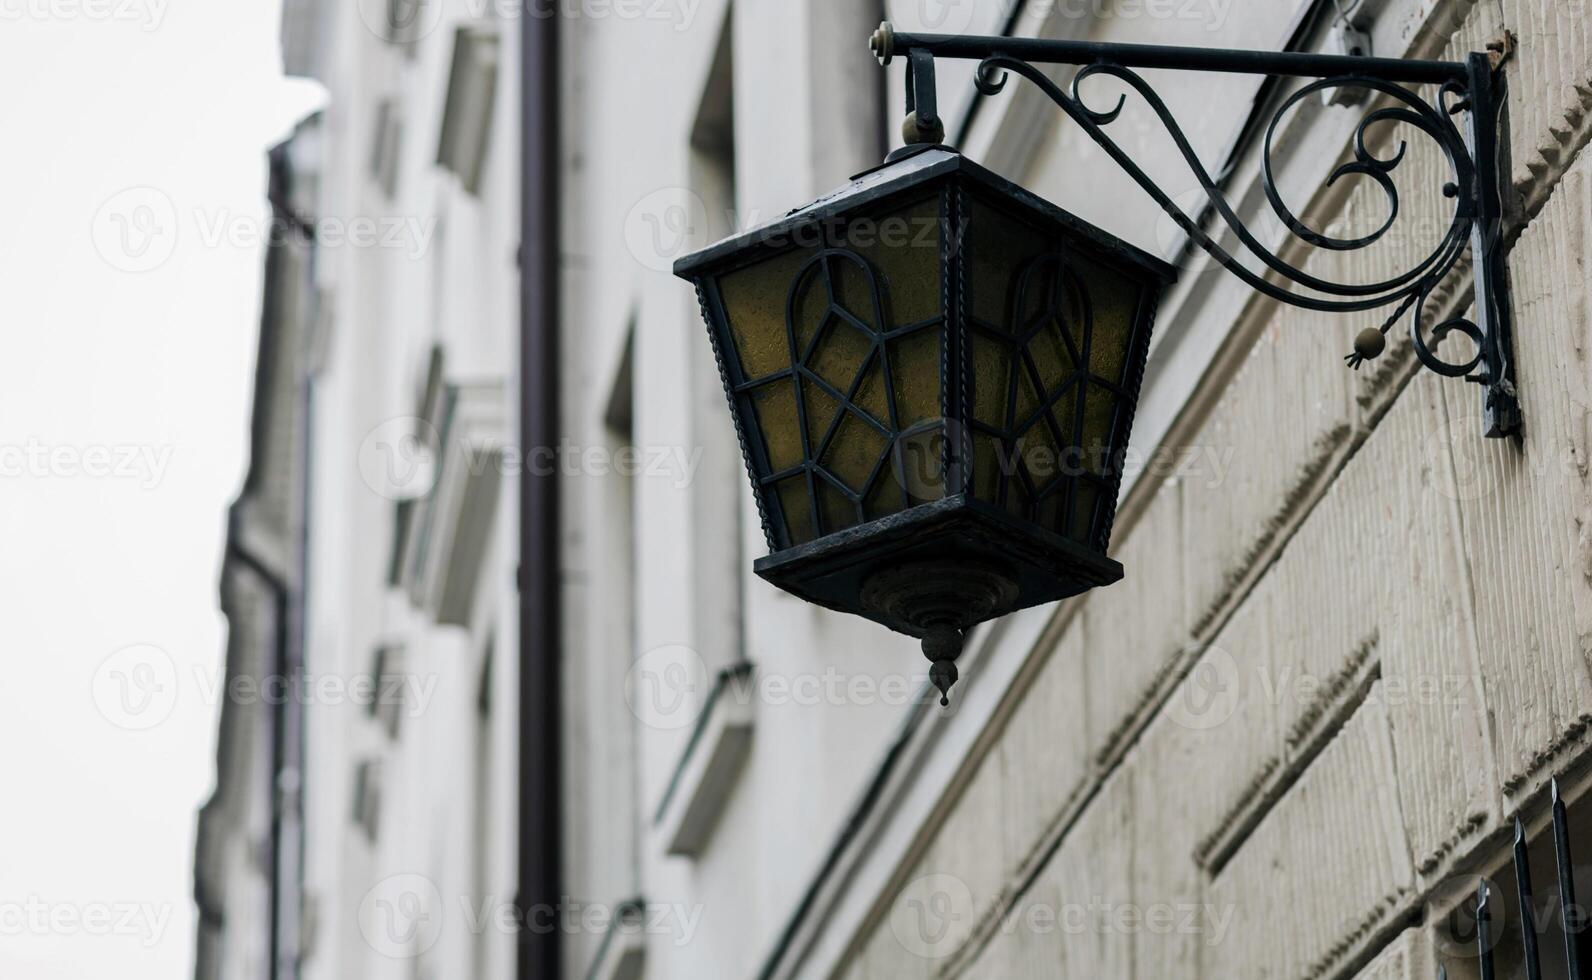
[
  {"xmin": 676, "ymin": 148, "xmax": 1172, "ymax": 704},
  {"xmin": 675, "ymin": 23, "xmax": 1520, "ymax": 703}
]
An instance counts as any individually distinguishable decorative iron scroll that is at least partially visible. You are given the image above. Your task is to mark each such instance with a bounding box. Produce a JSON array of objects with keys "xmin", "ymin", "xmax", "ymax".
[
  {"xmin": 972, "ymin": 55, "xmax": 1485, "ymax": 379},
  {"xmin": 871, "ymin": 20, "xmax": 1519, "ymax": 435}
]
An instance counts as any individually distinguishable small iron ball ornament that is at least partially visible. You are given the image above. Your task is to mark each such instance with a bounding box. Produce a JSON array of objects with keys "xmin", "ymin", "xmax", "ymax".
[
  {"xmin": 1353, "ymin": 327, "xmax": 1387, "ymax": 362},
  {"xmin": 674, "ymin": 146, "xmax": 1174, "ymax": 703}
]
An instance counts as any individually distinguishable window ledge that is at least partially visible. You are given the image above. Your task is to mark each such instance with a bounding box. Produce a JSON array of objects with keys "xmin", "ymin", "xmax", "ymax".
[
  {"xmin": 653, "ymin": 663, "xmax": 755, "ymax": 858},
  {"xmin": 584, "ymin": 897, "xmax": 646, "ymax": 980}
]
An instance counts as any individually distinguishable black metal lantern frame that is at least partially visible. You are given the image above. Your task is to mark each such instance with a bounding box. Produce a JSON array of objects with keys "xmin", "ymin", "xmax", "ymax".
[
  {"xmin": 872, "ymin": 21, "xmax": 1521, "ymax": 438},
  {"xmin": 678, "ymin": 147, "xmax": 1175, "ymax": 702}
]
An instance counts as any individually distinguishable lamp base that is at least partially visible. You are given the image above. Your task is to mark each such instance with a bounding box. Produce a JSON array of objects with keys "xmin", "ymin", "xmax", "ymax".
[
  {"xmin": 860, "ymin": 559, "xmax": 1017, "ymax": 704},
  {"xmin": 753, "ymin": 495, "xmax": 1124, "ymax": 704}
]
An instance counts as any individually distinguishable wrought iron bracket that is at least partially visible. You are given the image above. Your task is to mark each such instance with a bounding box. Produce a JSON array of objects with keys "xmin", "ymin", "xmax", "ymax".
[{"xmin": 870, "ymin": 22, "xmax": 1521, "ymax": 437}]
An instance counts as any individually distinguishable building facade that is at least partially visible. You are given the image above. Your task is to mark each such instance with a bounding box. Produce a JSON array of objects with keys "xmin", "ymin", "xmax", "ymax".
[
  {"xmin": 200, "ymin": 0, "xmax": 1592, "ymax": 978},
  {"xmin": 196, "ymin": 0, "xmax": 521, "ymax": 977},
  {"xmin": 558, "ymin": 1, "xmax": 1592, "ymax": 979}
]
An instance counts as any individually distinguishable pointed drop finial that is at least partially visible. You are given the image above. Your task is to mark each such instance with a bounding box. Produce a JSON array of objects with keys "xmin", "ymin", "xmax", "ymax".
[
  {"xmin": 929, "ymin": 659, "xmax": 958, "ymax": 707},
  {"xmin": 922, "ymin": 627, "xmax": 964, "ymax": 707}
]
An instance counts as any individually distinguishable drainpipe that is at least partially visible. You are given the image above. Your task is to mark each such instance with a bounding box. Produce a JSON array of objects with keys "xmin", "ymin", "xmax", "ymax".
[{"xmin": 518, "ymin": 2, "xmax": 562, "ymax": 979}]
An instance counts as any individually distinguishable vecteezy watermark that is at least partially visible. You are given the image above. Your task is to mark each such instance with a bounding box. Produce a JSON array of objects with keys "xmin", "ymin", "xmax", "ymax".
[
  {"xmin": 992, "ymin": 890, "xmax": 1235, "ymax": 947},
  {"xmin": 357, "ymin": 416, "xmax": 707, "ymax": 501},
  {"xmin": 0, "ymin": 440, "xmax": 172, "ymax": 488},
  {"xmin": 893, "ymin": 420, "xmax": 1237, "ymax": 500},
  {"xmin": 897, "ymin": 0, "xmax": 1235, "ymax": 35},
  {"xmin": 0, "ymin": 898, "xmax": 175, "ymax": 948},
  {"xmin": 625, "ymin": 644, "xmax": 707, "ymax": 731},
  {"xmin": 1427, "ymin": 412, "xmax": 1589, "ymax": 504},
  {"xmin": 359, "ymin": 875, "xmax": 702, "ymax": 959},
  {"xmin": 356, "ymin": 0, "xmax": 703, "ymax": 44},
  {"xmin": 360, "ymin": 874, "xmax": 446, "ymax": 959},
  {"xmin": 0, "ymin": 0, "xmax": 169, "ymax": 30},
  {"xmin": 92, "ymin": 187, "xmax": 437, "ymax": 273},
  {"xmin": 1163, "ymin": 643, "xmax": 1483, "ymax": 732},
  {"xmin": 358, "ymin": 417, "xmax": 442, "ymax": 502},
  {"xmin": 92, "ymin": 187, "xmax": 178, "ymax": 273},
  {"xmin": 191, "ymin": 209, "xmax": 436, "ymax": 260},
  {"xmin": 92, "ymin": 644, "xmax": 179, "ymax": 731},
  {"xmin": 1163, "ymin": 645, "xmax": 1243, "ymax": 732},
  {"xmin": 622, "ymin": 187, "xmax": 948, "ymax": 273},
  {"xmin": 891, "ymin": 873, "xmax": 976, "ymax": 960},
  {"xmin": 93, "ymin": 646, "xmax": 438, "ymax": 732},
  {"xmin": 624, "ymin": 187, "xmax": 709, "ymax": 274},
  {"xmin": 890, "ymin": 872, "xmax": 1235, "ymax": 960},
  {"xmin": 624, "ymin": 645, "xmax": 932, "ymax": 731},
  {"xmin": 189, "ymin": 668, "xmax": 438, "ymax": 717},
  {"xmin": 1427, "ymin": 874, "xmax": 1507, "ymax": 960},
  {"xmin": 492, "ymin": 440, "xmax": 704, "ymax": 488}
]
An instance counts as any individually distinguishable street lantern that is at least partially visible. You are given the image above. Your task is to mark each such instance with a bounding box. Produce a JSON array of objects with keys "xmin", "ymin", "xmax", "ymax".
[
  {"xmin": 676, "ymin": 22, "xmax": 1519, "ymax": 704},
  {"xmin": 675, "ymin": 147, "xmax": 1173, "ymax": 703}
]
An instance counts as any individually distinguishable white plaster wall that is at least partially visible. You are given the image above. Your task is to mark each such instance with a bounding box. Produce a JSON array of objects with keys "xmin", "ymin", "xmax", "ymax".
[
  {"xmin": 282, "ymin": 1, "xmax": 524, "ymax": 979},
  {"xmin": 561, "ymin": 1, "xmax": 1592, "ymax": 979}
]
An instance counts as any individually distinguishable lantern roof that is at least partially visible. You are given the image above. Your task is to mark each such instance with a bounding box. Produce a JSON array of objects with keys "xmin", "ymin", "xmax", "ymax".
[{"xmin": 673, "ymin": 145, "xmax": 1177, "ymax": 286}]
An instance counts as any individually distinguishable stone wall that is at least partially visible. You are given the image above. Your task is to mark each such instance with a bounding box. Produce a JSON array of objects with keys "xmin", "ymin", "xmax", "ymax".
[{"xmin": 835, "ymin": 1, "xmax": 1592, "ymax": 977}]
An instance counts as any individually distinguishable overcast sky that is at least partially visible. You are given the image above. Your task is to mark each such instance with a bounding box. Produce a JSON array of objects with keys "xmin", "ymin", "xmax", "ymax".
[{"xmin": 0, "ymin": 4, "xmax": 323, "ymax": 976}]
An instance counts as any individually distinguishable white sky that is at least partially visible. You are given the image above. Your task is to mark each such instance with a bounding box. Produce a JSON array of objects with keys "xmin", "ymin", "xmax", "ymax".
[{"xmin": 0, "ymin": 3, "xmax": 323, "ymax": 976}]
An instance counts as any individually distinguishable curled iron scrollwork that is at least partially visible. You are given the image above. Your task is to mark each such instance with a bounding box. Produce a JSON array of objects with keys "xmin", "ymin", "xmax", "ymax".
[{"xmin": 972, "ymin": 54, "xmax": 1491, "ymax": 382}]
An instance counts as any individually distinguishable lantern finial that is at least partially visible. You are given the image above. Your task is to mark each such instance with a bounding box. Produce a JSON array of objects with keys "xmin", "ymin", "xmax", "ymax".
[{"xmin": 924, "ymin": 627, "xmax": 963, "ymax": 706}]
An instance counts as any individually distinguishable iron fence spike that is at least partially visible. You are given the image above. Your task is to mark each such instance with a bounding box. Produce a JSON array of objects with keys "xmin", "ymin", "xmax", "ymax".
[
  {"xmin": 1554, "ymin": 778, "xmax": 1582, "ymax": 980},
  {"xmin": 1516, "ymin": 815, "xmax": 1544, "ymax": 980},
  {"xmin": 1478, "ymin": 878, "xmax": 1496, "ymax": 980}
]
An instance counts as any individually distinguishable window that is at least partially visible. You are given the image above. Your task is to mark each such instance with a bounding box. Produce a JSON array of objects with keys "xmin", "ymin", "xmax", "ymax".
[
  {"xmin": 686, "ymin": 8, "xmax": 746, "ymax": 678},
  {"xmin": 351, "ymin": 760, "xmax": 383, "ymax": 843},
  {"xmin": 370, "ymin": 99, "xmax": 403, "ymax": 198},
  {"xmin": 436, "ymin": 26, "xmax": 499, "ymax": 195}
]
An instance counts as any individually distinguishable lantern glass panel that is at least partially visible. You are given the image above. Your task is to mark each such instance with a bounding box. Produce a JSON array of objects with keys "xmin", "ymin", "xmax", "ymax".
[
  {"xmin": 677, "ymin": 147, "xmax": 1174, "ymax": 646},
  {"xmin": 707, "ymin": 191, "xmax": 948, "ymax": 549},
  {"xmin": 962, "ymin": 189, "xmax": 1150, "ymax": 549}
]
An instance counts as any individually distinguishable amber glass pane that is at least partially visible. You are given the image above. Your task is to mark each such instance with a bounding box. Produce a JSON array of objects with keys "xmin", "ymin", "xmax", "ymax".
[
  {"xmin": 772, "ymin": 476, "xmax": 815, "ymax": 546},
  {"xmin": 961, "ymin": 187, "xmax": 1152, "ymax": 549},
  {"xmin": 864, "ymin": 470, "xmax": 904, "ymax": 520},
  {"xmin": 895, "ymin": 420, "xmax": 947, "ymax": 505},
  {"xmin": 972, "ymin": 432, "xmax": 1002, "ymax": 503},
  {"xmin": 1069, "ymin": 483, "xmax": 1100, "ymax": 543},
  {"xmin": 1027, "ymin": 315, "xmax": 1077, "ymax": 387},
  {"xmin": 826, "ymin": 255, "xmax": 881, "ymax": 332},
  {"xmin": 965, "ymin": 197, "xmax": 1047, "ymax": 330},
  {"xmin": 837, "ymin": 194, "xmax": 944, "ymax": 327},
  {"xmin": 969, "ymin": 330, "xmax": 1011, "ymax": 429},
  {"xmin": 747, "ymin": 378, "xmax": 803, "ymax": 474},
  {"xmin": 819, "ymin": 410, "xmax": 888, "ymax": 494},
  {"xmin": 710, "ymin": 190, "xmax": 960, "ymax": 549},
  {"xmin": 1050, "ymin": 385, "xmax": 1079, "ymax": 459},
  {"xmin": 1068, "ymin": 252, "xmax": 1141, "ymax": 387},
  {"xmin": 1021, "ymin": 414, "xmax": 1062, "ymax": 489},
  {"xmin": 888, "ymin": 328, "xmax": 942, "ymax": 431},
  {"xmin": 808, "ymin": 314, "xmax": 873, "ymax": 395},
  {"xmin": 1013, "ymin": 359, "xmax": 1044, "ymax": 431},
  {"xmin": 717, "ymin": 246, "xmax": 819, "ymax": 381},
  {"xmin": 850, "ymin": 354, "xmax": 890, "ymax": 425},
  {"xmin": 814, "ymin": 477, "xmax": 858, "ymax": 536},
  {"xmin": 1080, "ymin": 384, "xmax": 1120, "ymax": 475},
  {"xmin": 801, "ymin": 376, "xmax": 841, "ymax": 457}
]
